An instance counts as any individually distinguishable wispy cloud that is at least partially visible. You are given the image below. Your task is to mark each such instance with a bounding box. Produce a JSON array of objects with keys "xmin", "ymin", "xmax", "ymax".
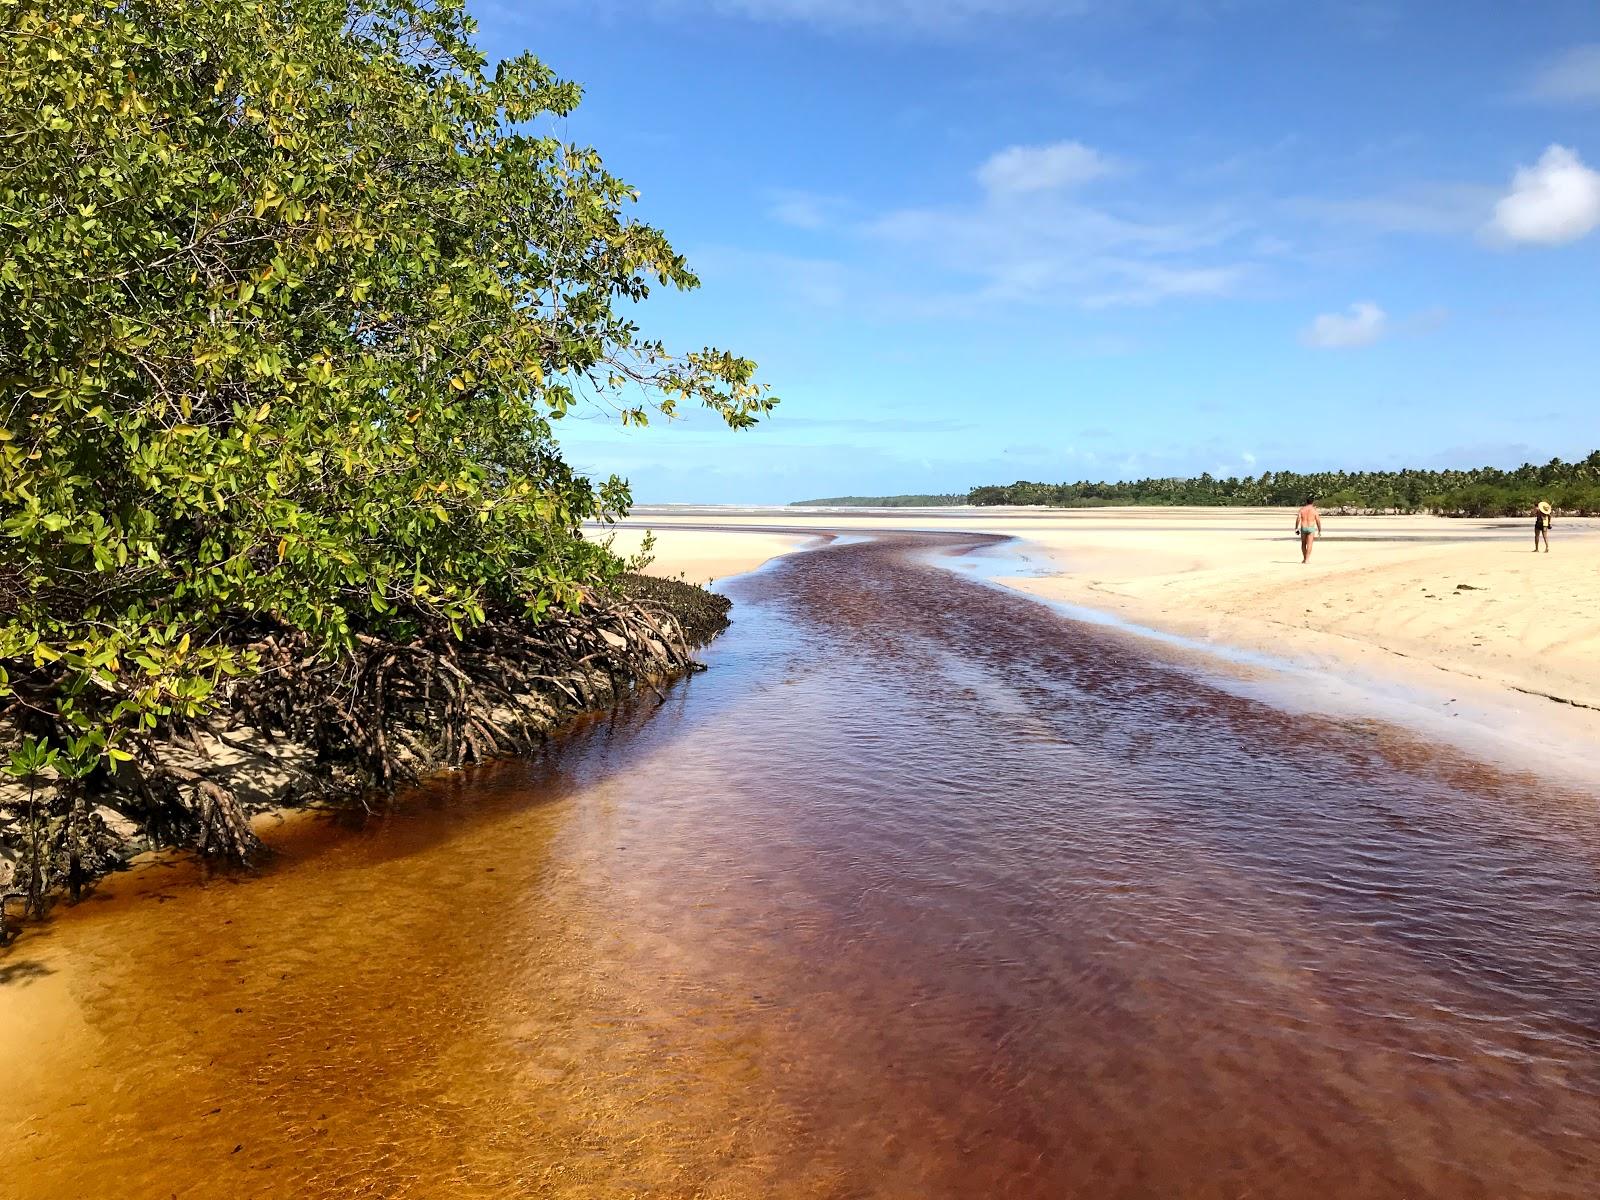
[
  {"xmin": 1301, "ymin": 301, "xmax": 1386, "ymax": 349},
  {"xmin": 977, "ymin": 140, "xmax": 1118, "ymax": 195},
  {"xmin": 681, "ymin": 0, "xmax": 1085, "ymax": 33},
  {"xmin": 866, "ymin": 141, "xmax": 1256, "ymax": 311},
  {"xmin": 1180, "ymin": 134, "xmax": 1301, "ymax": 185},
  {"xmin": 1520, "ymin": 44, "xmax": 1600, "ymax": 106},
  {"xmin": 1488, "ymin": 145, "xmax": 1600, "ymax": 246},
  {"xmin": 1290, "ymin": 182, "xmax": 1496, "ymax": 236},
  {"xmin": 772, "ymin": 415, "xmax": 978, "ymax": 433},
  {"xmin": 690, "ymin": 246, "xmax": 852, "ymax": 308},
  {"xmin": 633, "ymin": 0, "xmax": 1272, "ymax": 36},
  {"xmin": 1052, "ymin": 66, "xmax": 1150, "ymax": 108},
  {"xmin": 1080, "ymin": 262, "xmax": 1245, "ymax": 308},
  {"xmin": 767, "ymin": 189, "xmax": 843, "ymax": 230}
]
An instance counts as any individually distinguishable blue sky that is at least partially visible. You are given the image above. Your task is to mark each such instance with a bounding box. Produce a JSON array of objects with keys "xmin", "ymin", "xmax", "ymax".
[{"xmin": 476, "ymin": 1, "xmax": 1600, "ymax": 503}]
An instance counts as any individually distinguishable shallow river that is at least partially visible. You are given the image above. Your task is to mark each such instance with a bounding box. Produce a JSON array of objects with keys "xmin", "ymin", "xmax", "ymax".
[{"xmin": 4, "ymin": 532, "xmax": 1599, "ymax": 1199}]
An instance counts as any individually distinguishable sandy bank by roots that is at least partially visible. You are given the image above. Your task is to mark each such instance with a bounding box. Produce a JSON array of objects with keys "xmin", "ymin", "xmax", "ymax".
[
  {"xmin": 602, "ymin": 526, "xmax": 821, "ymax": 586},
  {"xmin": 1, "ymin": 575, "xmax": 732, "ymax": 930}
]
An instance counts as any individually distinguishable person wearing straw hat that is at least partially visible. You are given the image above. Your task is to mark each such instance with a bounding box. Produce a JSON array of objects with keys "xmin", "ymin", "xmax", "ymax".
[{"xmin": 1534, "ymin": 501, "xmax": 1554, "ymax": 552}]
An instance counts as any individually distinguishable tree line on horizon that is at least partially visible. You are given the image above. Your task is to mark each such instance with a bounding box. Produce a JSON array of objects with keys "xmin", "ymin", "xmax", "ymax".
[
  {"xmin": 967, "ymin": 452, "xmax": 1600, "ymax": 515},
  {"xmin": 787, "ymin": 454, "xmax": 1600, "ymax": 514}
]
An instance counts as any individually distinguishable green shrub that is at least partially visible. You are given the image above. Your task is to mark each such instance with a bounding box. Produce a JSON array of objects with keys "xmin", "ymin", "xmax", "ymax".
[{"xmin": 0, "ymin": 0, "xmax": 771, "ymax": 782}]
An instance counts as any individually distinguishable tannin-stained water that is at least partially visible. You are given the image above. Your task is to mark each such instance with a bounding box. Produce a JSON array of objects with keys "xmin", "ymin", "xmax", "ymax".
[{"xmin": 3, "ymin": 532, "xmax": 1599, "ymax": 1199}]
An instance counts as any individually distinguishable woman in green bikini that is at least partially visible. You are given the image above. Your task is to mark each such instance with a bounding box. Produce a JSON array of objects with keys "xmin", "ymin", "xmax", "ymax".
[
  {"xmin": 1534, "ymin": 500, "xmax": 1553, "ymax": 552},
  {"xmin": 1295, "ymin": 497, "xmax": 1322, "ymax": 564}
]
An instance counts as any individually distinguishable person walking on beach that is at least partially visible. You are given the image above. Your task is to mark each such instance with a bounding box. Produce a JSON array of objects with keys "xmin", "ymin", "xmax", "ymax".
[
  {"xmin": 1295, "ymin": 497, "xmax": 1322, "ymax": 564},
  {"xmin": 1534, "ymin": 501, "xmax": 1553, "ymax": 552}
]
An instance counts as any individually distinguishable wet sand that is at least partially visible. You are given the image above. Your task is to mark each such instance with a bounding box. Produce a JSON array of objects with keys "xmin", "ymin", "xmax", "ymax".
[{"xmin": 3, "ymin": 531, "xmax": 1598, "ymax": 1198}]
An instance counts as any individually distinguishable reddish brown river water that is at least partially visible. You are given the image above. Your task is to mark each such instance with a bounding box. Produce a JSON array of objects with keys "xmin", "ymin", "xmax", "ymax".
[{"xmin": 3, "ymin": 531, "xmax": 1599, "ymax": 1199}]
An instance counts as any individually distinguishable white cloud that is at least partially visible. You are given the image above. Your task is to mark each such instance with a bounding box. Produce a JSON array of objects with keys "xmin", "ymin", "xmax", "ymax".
[
  {"xmin": 1080, "ymin": 262, "xmax": 1244, "ymax": 308},
  {"xmin": 1489, "ymin": 144, "xmax": 1600, "ymax": 246},
  {"xmin": 1301, "ymin": 301, "xmax": 1387, "ymax": 349},
  {"xmin": 1523, "ymin": 44, "xmax": 1600, "ymax": 106},
  {"xmin": 869, "ymin": 145, "xmax": 1252, "ymax": 313},
  {"xmin": 867, "ymin": 185, "xmax": 1253, "ymax": 311},
  {"xmin": 857, "ymin": 136, "xmax": 1262, "ymax": 311},
  {"xmin": 768, "ymin": 190, "xmax": 838, "ymax": 230},
  {"xmin": 977, "ymin": 140, "xmax": 1117, "ymax": 195}
]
